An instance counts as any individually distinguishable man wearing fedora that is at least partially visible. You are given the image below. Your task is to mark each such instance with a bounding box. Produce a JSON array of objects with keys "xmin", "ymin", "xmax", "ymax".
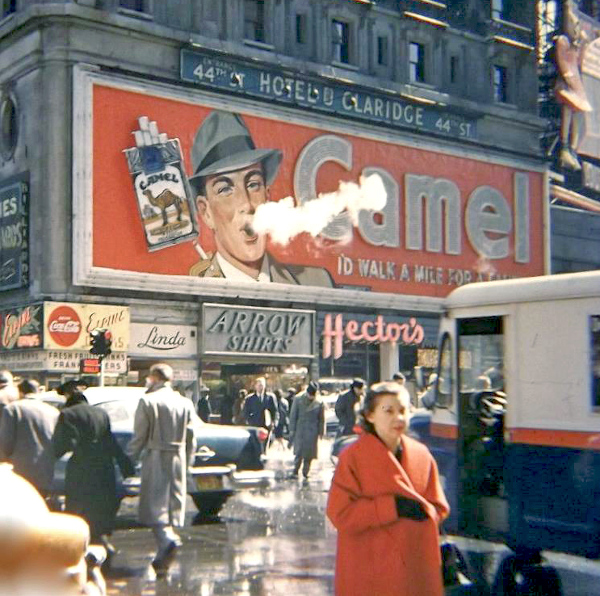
[
  {"xmin": 188, "ymin": 110, "xmax": 334, "ymax": 286},
  {"xmin": 288, "ymin": 381, "xmax": 325, "ymax": 479}
]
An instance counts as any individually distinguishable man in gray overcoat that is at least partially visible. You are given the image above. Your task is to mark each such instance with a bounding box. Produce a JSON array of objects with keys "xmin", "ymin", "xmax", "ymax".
[
  {"xmin": 127, "ymin": 363, "xmax": 197, "ymax": 573},
  {"xmin": 0, "ymin": 379, "xmax": 58, "ymax": 497},
  {"xmin": 289, "ymin": 381, "xmax": 325, "ymax": 479}
]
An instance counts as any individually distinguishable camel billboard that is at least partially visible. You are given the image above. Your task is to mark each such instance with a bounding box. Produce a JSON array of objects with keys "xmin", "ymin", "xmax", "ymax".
[{"xmin": 72, "ymin": 67, "xmax": 547, "ymax": 306}]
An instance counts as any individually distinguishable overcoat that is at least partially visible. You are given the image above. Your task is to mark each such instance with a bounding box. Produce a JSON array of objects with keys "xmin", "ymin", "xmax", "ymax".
[
  {"xmin": 127, "ymin": 386, "xmax": 196, "ymax": 527},
  {"xmin": 334, "ymin": 389, "xmax": 359, "ymax": 436},
  {"xmin": 289, "ymin": 393, "xmax": 325, "ymax": 460},
  {"xmin": 0, "ymin": 397, "xmax": 59, "ymax": 492},
  {"xmin": 327, "ymin": 432, "xmax": 450, "ymax": 596},
  {"xmin": 243, "ymin": 391, "xmax": 279, "ymax": 429},
  {"xmin": 52, "ymin": 402, "xmax": 122, "ymax": 538}
]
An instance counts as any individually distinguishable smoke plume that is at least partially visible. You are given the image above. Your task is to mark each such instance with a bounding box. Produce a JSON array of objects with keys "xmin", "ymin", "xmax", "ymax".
[{"xmin": 252, "ymin": 174, "xmax": 387, "ymax": 245}]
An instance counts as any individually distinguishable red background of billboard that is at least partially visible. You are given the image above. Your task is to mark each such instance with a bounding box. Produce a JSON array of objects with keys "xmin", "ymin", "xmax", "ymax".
[{"xmin": 92, "ymin": 83, "xmax": 545, "ymax": 298}]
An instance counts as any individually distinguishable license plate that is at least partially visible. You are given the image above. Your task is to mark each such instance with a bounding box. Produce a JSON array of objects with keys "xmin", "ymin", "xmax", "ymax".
[{"xmin": 195, "ymin": 475, "xmax": 223, "ymax": 490}]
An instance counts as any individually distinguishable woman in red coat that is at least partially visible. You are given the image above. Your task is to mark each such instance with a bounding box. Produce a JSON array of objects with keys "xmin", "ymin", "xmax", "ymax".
[{"xmin": 327, "ymin": 381, "xmax": 450, "ymax": 596}]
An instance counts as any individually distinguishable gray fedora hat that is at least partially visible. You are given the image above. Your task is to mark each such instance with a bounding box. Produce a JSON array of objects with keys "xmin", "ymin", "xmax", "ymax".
[{"xmin": 189, "ymin": 110, "xmax": 282, "ymax": 192}]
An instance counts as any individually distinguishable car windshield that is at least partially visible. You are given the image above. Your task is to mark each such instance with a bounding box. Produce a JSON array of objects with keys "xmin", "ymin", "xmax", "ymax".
[
  {"xmin": 95, "ymin": 399, "xmax": 139, "ymax": 429},
  {"xmin": 319, "ymin": 379, "xmax": 352, "ymax": 395}
]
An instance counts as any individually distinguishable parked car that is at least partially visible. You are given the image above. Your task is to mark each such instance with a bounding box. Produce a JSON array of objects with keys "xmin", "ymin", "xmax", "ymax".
[{"xmin": 46, "ymin": 386, "xmax": 266, "ymax": 517}]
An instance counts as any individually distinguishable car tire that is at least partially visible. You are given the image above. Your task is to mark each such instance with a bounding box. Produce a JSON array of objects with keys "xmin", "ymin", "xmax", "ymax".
[
  {"xmin": 191, "ymin": 492, "xmax": 231, "ymax": 518},
  {"xmin": 493, "ymin": 555, "xmax": 563, "ymax": 596}
]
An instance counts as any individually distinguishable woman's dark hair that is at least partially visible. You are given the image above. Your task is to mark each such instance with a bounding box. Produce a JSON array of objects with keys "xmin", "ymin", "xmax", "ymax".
[
  {"xmin": 359, "ymin": 381, "xmax": 409, "ymax": 435},
  {"xmin": 64, "ymin": 391, "xmax": 88, "ymax": 408}
]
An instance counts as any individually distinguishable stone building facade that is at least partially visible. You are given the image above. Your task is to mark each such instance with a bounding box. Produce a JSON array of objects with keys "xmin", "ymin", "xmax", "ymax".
[{"xmin": 0, "ymin": 0, "xmax": 546, "ymax": 402}]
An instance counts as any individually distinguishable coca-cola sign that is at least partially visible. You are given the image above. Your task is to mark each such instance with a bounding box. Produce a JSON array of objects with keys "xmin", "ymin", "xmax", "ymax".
[
  {"xmin": 0, "ymin": 303, "xmax": 43, "ymax": 351},
  {"xmin": 43, "ymin": 302, "xmax": 130, "ymax": 351},
  {"xmin": 47, "ymin": 305, "xmax": 82, "ymax": 347}
]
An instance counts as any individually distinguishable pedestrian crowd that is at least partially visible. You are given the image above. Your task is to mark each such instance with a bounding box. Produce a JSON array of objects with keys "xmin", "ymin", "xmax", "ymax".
[{"xmin": 0, "ymin": 365, "xmax": 449, "ymax": 595}]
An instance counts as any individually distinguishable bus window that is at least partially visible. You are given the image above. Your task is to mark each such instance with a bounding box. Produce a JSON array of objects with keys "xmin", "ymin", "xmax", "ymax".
[
  {"xmin": 457, "ymin": 317, "xmax": 505, "ymax": 400},
  {"xmin": 591, "ymin": 316, "xmax": 600, "ymax": 410},
  {"xmin": 436, "ymin": 332, "xmax": 453, "ymax": 408}
]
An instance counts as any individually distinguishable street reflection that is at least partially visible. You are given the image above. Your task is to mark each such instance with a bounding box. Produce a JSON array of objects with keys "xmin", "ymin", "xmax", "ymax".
[{"xmin": 105, "ymin": 447, "xmax": 336, "ymax": 595}]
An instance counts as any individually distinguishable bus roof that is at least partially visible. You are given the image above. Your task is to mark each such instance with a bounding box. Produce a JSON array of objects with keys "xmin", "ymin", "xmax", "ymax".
[{"xmin": 445, "ymin": 271, "xmax": 600, "ymax": 309}]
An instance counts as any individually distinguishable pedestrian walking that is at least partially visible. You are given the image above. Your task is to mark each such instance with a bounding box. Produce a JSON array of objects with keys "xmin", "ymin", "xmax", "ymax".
[
  {"xmin": 242, "ymin": 377, "xmax": 279, "ymax": 449},
  {"xmin": 232, "ymin": 388, "xmax": 247, "ymax": 425},
  {"xmin": 220, "ymin": 389, "xmax": 235, "ymax": 425},
  {"xmin": 0, "ymin": 369, "xmax": 19, "ymax": 411},
  {"xmin": 288, "ymin": 381, "xmax": 325, "ymax": 479},
  {"xmin": 0, "ymin": 379, "xmax": 59, "ymax": 498},
  {"xmin": 126, "ymin": 363, "xmax": 197, "ymax": 573},
  {"xmin": 326, "ymin": 381, "xmax": 450, "ymax": 596},
  {"xmin": 271, "ymin": 389, "xmax": 290, "ymax": 450},
  {"xmin": 196, "ymin": 387, "xmax": 212, "ymax": 422},
  {"xmin": 334, "ymin": 378, "xmax": 365, "ymax": 436},
  {"xmin": 52, "ymin": 381, "xmax": 134, "ymax": 559}
]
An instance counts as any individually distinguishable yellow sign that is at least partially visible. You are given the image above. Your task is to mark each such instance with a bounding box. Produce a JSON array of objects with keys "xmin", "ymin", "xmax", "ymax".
[{"xmin": 43, "ymin": 302, "xmax": 130, "ymax": 351}]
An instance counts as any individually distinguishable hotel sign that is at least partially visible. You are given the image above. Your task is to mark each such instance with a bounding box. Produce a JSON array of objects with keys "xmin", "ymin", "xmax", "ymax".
[
  {"xmin": 202, "ymin": 304, "xmax": 315, "ymax": 360},
  {"xmin": 180, "ymin": 49, "xmax": 477, "ymax": 140}
]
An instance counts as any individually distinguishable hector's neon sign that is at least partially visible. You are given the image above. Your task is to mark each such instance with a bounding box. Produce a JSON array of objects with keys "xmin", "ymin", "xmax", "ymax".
[{"xmin": 322, "ymin": 313, "xmax": 424, "ymax": 359}]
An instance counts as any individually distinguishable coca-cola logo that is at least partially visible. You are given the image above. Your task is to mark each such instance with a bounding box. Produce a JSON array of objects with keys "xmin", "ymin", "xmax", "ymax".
[{"xmin": 48, "ymin": 306, "xmax": 82, "ymax": 347}]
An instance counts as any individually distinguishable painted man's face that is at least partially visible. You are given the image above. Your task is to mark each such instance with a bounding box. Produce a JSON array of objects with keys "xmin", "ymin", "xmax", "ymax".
[{"xmin": 197, "ymin": 164, "xmax": 269, "ymax": 276}]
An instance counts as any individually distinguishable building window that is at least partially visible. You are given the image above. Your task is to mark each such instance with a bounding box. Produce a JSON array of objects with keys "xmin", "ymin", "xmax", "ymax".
[
  {"xmin": 377, "ymin": 35, "xmax": 389, "ymax": 66},
  {"xmin": 245, "ymin": 0, "xmax": 266, "ymax": 43},
  {"xmin": 296, "ymin": 13, "xmax": 307, "ymax": 45},
  {"xmin": 1, "ymin": 0, "xmax": 15, "ymax": 18},
  {"xmin": 493, "ymin": 64, "xmax": 508, "ymax": 103},
  {"xmin": 450, "ymin": 56, "xmax": 459, "ymax": 84},
  {"xmin": 332, "ymin": 19, "xmax": 350, "ymax": 64},
  {"xmin": 119, "ymin": 0, "xmax": 146, "ymax": 11},
  {"xmin": 580, "ymin": 0, "xmax": 600, "ymax": 18},
  {"xmin": 491, "ymin": 0, "xmax": 504, "ymax": 20},
  {"xmin": 409, "ymin": 42, "xmax": 425, "ymax": 83},
  {"xmin": 0, "ymin": 95, "xmax": 18, "ymax": 159}
]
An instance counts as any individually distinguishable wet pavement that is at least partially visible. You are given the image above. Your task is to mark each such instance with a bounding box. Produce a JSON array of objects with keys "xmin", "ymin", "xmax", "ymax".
[
  {"xmin": 104, "ymin": 442, "xmax": 336, "ymax": 596},
  {"xmin": 102, "ymin": 439, "xmax": 600, "ymax": 595}
]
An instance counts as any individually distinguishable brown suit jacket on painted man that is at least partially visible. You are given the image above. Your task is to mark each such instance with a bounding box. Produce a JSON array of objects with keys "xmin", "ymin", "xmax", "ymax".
[{"xmin": 189, "ymin": 252, "xmax": 334, "ymax": 287}]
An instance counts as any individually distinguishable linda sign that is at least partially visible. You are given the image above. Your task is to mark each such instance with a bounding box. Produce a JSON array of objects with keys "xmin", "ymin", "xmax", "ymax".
[
  {"xmin": 202, "ymin": 304, "xmax": 315, "ymax": 360},
  {"xmin": 130, "ymin": 323, "xmax": 197, "ymax": 358}
]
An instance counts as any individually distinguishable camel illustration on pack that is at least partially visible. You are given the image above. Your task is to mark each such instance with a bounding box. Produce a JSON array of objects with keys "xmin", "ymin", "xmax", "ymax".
[
  {"xmin": 142, "ymin": 189, "xmax": 184, "ymax": 226},
  {"xmin": 123, "ymin": 116, "xmax": 198, "ymax": 252}
]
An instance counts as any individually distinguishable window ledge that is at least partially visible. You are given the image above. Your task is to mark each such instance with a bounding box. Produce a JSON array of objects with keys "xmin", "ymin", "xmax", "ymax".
[
  {"xmin": 117, "ymin": 7, "xmax": 153, "ymax": 21},
  {"xmin": 244, "ymin": 39, "xmax": 275, "ymax": 51},
  {"xmin": 415, "ymin": 0, "xmax": 446, "ymax": 8},
  {"xmin": 491, "ymin": 17, "xmax": 531, "ymax": 34},
  {"xmin": 0, "ymin": 12, "xmax": 15, "ymax": 25},
  {"xmin": 332, "ymin": 60, "xmax": 359, "ymax": 71},
  {"xmin": 493, "ymin": 101, "xmax": 518, "ymax": 110}
]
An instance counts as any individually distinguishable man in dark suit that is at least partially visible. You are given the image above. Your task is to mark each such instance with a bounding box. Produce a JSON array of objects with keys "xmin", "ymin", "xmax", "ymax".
[
  {"xmin": 242, "ymin": 377, "xmax": 279, "ymax": 449},
  {"xmin": 188, "ymin": 110, "xmax": 334, "ymax": 287},
  {"xmin": 335, "ymin": 378, "xmax": 365, "ymax": 436}
]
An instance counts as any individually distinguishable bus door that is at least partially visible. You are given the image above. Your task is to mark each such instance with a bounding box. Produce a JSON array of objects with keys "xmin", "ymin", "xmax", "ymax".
[{"xmin": 456, "ymin": 316, "xmax": 508, "ymax": 541}]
